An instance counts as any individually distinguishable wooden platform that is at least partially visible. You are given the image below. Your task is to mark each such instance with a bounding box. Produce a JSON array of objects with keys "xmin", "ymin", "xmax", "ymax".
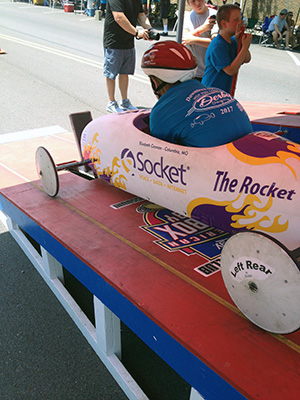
[
  {"xmin": 243, "ymin": 101, "xmax": 300, "ymax": 140},
  {"xmin": 1, "ymin": 113, "xmax": 300, "ymax": 399}
]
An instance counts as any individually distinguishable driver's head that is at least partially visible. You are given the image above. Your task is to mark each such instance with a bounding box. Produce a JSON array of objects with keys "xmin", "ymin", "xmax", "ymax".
[{"xmin": 141, "ymin": 41, "xmax": 197, "ymax": 98}]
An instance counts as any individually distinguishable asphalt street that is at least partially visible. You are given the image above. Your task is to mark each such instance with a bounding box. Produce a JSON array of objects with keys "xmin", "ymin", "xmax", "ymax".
[
  {"xmin": 0, "ymin": 0, "xmax": 299, "ymax": 134},
  {"xmin": 0, "ymin": 220, "xmax": 130, "ymax": 400},
  {"xmin": 0, "ymin": 1, "xmax": 299, "ymax": 399}
]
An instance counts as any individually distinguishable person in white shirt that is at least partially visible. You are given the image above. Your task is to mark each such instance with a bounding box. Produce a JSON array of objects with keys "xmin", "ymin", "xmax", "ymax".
[{"xmin": 182, "ymin": 0, "xmax": 218, "ymax": 81}]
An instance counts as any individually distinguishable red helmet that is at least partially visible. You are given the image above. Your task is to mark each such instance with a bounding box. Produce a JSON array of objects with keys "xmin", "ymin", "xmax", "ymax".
[{"xmin": 141, "ymin": 41, "xmax": 197, "ymax": 83}]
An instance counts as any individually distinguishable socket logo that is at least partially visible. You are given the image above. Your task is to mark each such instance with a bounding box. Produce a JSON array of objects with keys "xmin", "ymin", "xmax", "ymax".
[
  {"xmin": 120, "ymin": 148, "xmax": 189, "ymax": 186},
  {"xmin": 120, "ymin": 148, "xmax": 136, "ymax": 172}
]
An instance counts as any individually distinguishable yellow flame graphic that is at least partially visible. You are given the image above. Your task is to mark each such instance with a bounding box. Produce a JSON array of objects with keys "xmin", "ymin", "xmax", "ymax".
[
  {"xmin": 227, "ymin": 140, "xmax": 300, "ymax": 179},
  {"xmin": 83, "ymin": 132, "xmax": 128, "ymax": 190},
  {"xmin": 187, "ymin": 193, "xmax": 288, "ymax": 233}
]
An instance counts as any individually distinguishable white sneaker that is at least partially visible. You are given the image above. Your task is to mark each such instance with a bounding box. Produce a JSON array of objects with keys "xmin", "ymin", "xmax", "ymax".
[
  {"xmin": 106, "ymin": 101, "xmax": 122, "ymax": 113},
  {"xmin": 120, "ymin": 99, "xmax": 138, "ymax": 111}
]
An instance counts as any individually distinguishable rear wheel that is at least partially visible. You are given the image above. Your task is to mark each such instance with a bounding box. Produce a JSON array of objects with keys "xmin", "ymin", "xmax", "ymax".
[{"xmin": 221, "ymin": 231, "xmax": 300, "ymax": 334}]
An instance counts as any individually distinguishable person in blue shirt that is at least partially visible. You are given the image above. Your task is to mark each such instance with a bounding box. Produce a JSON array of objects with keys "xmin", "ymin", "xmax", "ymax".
[
  {"xmin": 141, "ymin": 41, "xmax": 252, "ymax": 147},
  {"xmin": 202, "ymin": 4, "xmax": 252, "ymax": 94},
  {"xmin": 267, "ymin": 9, "xmax": 290, "ymax": 49}
]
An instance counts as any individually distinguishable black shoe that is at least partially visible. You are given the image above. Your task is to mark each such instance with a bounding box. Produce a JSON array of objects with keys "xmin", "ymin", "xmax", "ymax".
[{"xmin": 161, "ymin": 32, "xmax": 168, "ymax": 36}]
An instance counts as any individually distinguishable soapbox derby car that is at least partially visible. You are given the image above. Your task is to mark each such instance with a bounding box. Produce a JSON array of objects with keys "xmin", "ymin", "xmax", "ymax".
[{"xmin": 36, "ymin": 109, "xmax": 300, "ymax": 335}]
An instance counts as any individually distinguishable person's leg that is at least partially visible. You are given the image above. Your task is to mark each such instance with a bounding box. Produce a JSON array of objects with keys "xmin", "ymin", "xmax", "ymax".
[
  {"xmin": 160, "ymin": 0, "xmax": 170, "ymax": 36},
  {"xmin": 272, "ymin": 31, "xmax": 279, "ymax": 47},
  {"xmin": 103, "ymin": 48, "xmax": 122, "ymax": 113},
  {"xmin": 118, "ymin": 74, "xmax": 129, "ymax": 101},
  {"xmin": 284, "ymin": 30, "xmax": 290, "ymax": 48},
  {"xmin": 118, "ymin": 49, "xmax": 137, "ymax": 110},
  {"xmin": 106, "ymin": 77, "xmax": 116, "ymax": 102},
  {"xmin": 162, "ymin": 17, "xmax": 168, "ymax": 35}
]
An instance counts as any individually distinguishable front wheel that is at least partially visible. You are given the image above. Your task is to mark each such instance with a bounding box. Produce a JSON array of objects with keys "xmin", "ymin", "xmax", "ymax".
[{"xmin": 221, "ymin": 231, "xmax": 300, "ymax": 334}]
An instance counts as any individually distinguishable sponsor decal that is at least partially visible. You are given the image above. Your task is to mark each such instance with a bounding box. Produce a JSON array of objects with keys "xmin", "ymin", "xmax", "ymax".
[
  {"xmin": 194, "ymin": 258, "xmax": 221, "ymax": 277},
  {"xmin": 110, "ymin": 197, "xmax": 144, "ymax": 210},
  {"xmin": 121, "ymin": 148, "xmax": 189, "ymax": 187},
  {"xmin": 139, "ymin": 207, "xmax": 229, "ymax": 260}
]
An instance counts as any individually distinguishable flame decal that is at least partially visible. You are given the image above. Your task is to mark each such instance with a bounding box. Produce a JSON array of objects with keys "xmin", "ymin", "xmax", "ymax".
[
  {"xmin": 82, "ymin": 132, "xmax": 128, "ymax": 190},
  {"xmin": 187, "ymin": 193, "xmax": 288, "ymax": 233},
  {"xmin": 227, "ymin": 140, "xmax": 300, "ymax": 179}
]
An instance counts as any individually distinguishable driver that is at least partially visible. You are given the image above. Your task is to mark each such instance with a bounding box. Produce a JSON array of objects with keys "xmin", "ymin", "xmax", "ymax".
[{"xmin": 141, "ymin": 41, "xmax": 253, "ymax": 147}]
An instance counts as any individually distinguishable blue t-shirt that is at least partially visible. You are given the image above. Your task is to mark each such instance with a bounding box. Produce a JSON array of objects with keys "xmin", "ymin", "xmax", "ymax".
[
  {"xmin": 202, "ymin": 34, "xmax": 238, "ymax": 94},
  {"xmin": 150, "ymin": 79, "xmax": 252, "ymax": 148}
]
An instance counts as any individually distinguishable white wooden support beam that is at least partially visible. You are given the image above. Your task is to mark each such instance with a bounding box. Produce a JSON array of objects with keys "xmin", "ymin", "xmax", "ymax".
[
  {"xmin": 41, "ymin": 247, "xmax": 64, "ymax": 282},
  {"xmin": 94, "ymin": 295, "xmax": 121, "ymax": 358},
  {"xmin": 93, "ymin": 295, "xmax": 149, "ymax": 400},
  {"xmin": 190, "ymin": 387, "xmax": 205, "ymax": 400}
]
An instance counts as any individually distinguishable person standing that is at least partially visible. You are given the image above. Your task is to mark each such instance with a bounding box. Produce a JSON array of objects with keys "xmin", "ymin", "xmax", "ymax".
[
  {"xmin": 160, "ymin": 0, "xmax": 170, "ymax": 36},
  {"xmin": 202, "ymin": 4, "xmax": 251, "ymax": 94},
  {"xmin": 103, "ymin": 0, "xmax": 152, "ymax": 113},
  {"xmin": 100, "ymin": 0, "xmax": 107, "ymax": 18},
  {"xmin": 182, "ymin": 0, "xmax": 218, "ymax": 82}
]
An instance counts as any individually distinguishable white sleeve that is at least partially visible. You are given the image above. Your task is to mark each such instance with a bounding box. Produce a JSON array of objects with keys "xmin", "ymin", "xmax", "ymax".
[{"xmin": 183, "ymin": 11, "xmax": 193, "ymax": 32}]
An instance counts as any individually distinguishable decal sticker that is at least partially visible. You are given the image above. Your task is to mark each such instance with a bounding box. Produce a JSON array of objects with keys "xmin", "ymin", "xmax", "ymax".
[
  {"xmin": 139, "ymin": 206, "xmax": 229, "ymax": 260},
  {"xmin": 229, "ymin": 256, "xmax": 274, "ymax": 282},
  {"xmin": 194, "ymin": 258, "xmax": 221, "ymax": 277},
  {"xmin": 110, "ymin": 197, "xmax": 144, "ymax": 210}
]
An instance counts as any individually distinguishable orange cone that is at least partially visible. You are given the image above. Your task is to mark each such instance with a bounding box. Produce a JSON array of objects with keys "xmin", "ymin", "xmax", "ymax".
[{"xmin": 0, "ymin": 46, "xmax": 6, "ymax": 54}]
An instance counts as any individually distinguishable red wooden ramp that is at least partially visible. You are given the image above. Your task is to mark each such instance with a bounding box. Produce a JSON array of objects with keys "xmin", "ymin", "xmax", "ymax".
[{"xmin": 1, "ymin": 129, "xmax": 300, "ymax": 400}]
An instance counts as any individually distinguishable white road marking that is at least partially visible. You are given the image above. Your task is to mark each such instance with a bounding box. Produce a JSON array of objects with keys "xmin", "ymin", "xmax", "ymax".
[
  {"xmin": 0, "ymin": 161, "xmax": 30, "ymax": 182},
  {"xmin": 43, "ymin": 11, "xmax": 64, "ymax": 14},
  {"xmin": 0, "ymin": 33, "xmax": 150, "ymax": 83},
  {"xmin": 286, "ymin": 51, "xmax": 300, "ymax": 66},
  {"xmin": 0, "ymin": 125, "xmax": 67, "ymax": 144},
  {"xmin": 54, "ymin": 135, "xmax": 76, "ymax": 143}
]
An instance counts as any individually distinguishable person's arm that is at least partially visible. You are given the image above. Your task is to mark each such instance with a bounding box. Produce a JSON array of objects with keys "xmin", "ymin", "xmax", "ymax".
[
  {"xmin": 223, "ymin": 34, "xmax": 252, "ymax": 76},
  {"xmin": 274, "ymin": 23, "xmax": 283, "ymax": 39},
  {"xmin": 112, "ymin": 11, "xmax": 136, "ymax": 35},
  {"xmin": 112, "ymin": 11, "xmax": 150, "ymax": 39},
  {"xmin": 291, "ymin": 19, "xmax": 295, "ymax": 34},
  {"xmin": 182, "ymin": 35, "xmax": 213, "ymax": 47},
  {"xmin": 137, "ymin": 11, "xmax": 152, "ymax": 30},
  {"xmin": 182, "ymin": 16, "xmax": 216, "ymax": 47},
  {"xmin": 137, "ymin": 11, "xmax": 152, "ymax": 40}
]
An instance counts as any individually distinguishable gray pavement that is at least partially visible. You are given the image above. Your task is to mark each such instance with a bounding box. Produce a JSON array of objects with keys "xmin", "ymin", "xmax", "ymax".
[
  {"xmin": 0, "ymin": 218, "xmax": 191, "ymax": 399},
  {"xmin": 0, "ymin": 220, "xmax": 128, "ymax": 400}
]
